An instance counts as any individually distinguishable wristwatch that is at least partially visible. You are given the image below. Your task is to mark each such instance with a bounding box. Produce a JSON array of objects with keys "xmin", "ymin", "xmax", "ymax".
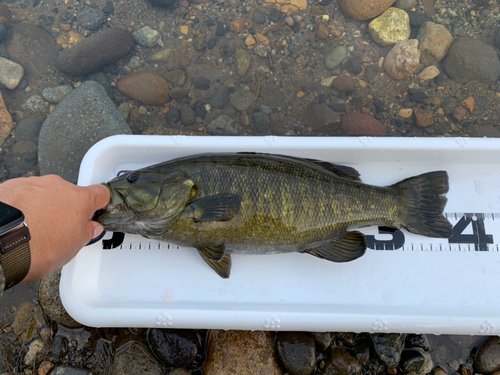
[{"xmin": 0, "ymin": 201, "xmax": 31, "ymax": 289}]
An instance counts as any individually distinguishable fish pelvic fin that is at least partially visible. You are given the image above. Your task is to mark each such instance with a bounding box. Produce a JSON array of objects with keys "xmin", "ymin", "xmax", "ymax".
[
  {"xmin": 197, "ymin": 244, "xmax": 225, "ymax": 261},
  {"xmin": 188, "ymin": 194, "xmax": 242, "ymax": 222},
  {"xmin": 304, "ymin": 231, "xmax": 367, "ymax": 262},
  {"xmin": 197, "ymin": 246, "xmax": 231, "ymax": 278},
  {"xmin": 393, "ymin": 171, "xmax": 453, "ymax": 238}
]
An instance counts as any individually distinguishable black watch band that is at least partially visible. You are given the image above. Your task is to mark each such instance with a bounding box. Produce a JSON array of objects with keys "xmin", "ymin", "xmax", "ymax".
[{"xmin": 0, "ymin": 224, "xmax": 31, "ymax": 289}]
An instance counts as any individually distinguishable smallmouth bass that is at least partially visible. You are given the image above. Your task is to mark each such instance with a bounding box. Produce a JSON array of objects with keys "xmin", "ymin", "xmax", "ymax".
[{"xmin": 95, "ymin": 153, "xmax": 452, "ymax": 278}]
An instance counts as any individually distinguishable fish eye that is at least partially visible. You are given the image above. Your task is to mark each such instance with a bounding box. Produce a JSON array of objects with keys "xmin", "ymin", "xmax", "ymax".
[{"xmin": 127, "ymin": 173, "xmax": 139, "ymax": 183}]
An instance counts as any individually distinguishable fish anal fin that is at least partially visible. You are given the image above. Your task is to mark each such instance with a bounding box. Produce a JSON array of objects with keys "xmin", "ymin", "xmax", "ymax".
[
  {"xmin": 305, "ymin": 231, "xmax": 367, "ymax": 262},
  {"xmin": 197, "ymin": 244, "xmax": 225, "ymax": 261},
  {"xmin": 197, "ymin": 247, "xmax": 231, "ymax": 278},
  {"xmin": 189, "ymin": 194, "xmax": 242, "ymax": 222}
]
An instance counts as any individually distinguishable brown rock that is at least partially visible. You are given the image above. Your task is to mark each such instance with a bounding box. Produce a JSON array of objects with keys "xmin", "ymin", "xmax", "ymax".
[
  {"xmin": 118, "ymin": 71, "xmax": 171, "ymax": 106},
  {"xmin": 340, "ymin": 113, "xmax": 387, "ymax": 136},
  {"xmin": 383, "ymin": 39, "xmax": 420, "ymax": 80},
  {"xmin": 231, "ymin": 19, "xmax": 245, "ymax": 33},
  {"xmin": 179, "ymin": 49, "xmax": 194, "ymax": 67},
  {"xmin": 461, "ymin": 96, "xmax": 474, "ymax": 112},
  {"xmin": 332, "ymin": 76, "xmax": 357, "ymax": 92},
  {"xmin": 339, "ymin": 0, "xmax": 396, "ymax": 20},
  {"xmin": 417, "ymin": 22, "xmax": 453, "ymax": 62},
  {"xmin": 414, "ymin": 108, "xmax": 434, "ymax": 127},
  {"xmin": 422, "ymin": 0, "xmax": 436, "ymax": 15},
  {"xmin": 204, "ymin": 330, "xmax": 283, "ymax": 375},
  {"xmin": 429, "ymin": 97, "xmax": 442, "ymax": 106},
  {"xmin": 316, "ymin": 23, "xmax": 329, "ymax": 39},
  {"xmin": 0, "ymin": 3, "xmax": 12, "ymax": 27},
  {"xmin": 0, "ymin": 90, "xmax": 13, "ymax": 148},
  {"xmin": 474, "ymin": 336, "xmax": 500, "ymax": 374},
  {"xmin": 398, "ymin": 108, "xmax": 413, "ymax": 119},
  {"xmin": 451, "ymin": 106, "xmax": 467, "ymax": 122}
]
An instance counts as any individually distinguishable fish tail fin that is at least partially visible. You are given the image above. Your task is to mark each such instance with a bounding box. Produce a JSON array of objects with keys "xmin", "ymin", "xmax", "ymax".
[{"xmin": 393, "ymin": 171, "xmax": 452, "ymax": 238}]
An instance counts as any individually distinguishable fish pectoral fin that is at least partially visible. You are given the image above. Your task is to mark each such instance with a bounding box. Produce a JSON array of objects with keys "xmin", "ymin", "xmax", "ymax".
[
  {"xmin": 197, "ymin": 244, "xmax": 226, "ymax": 261},
  {"xmin": 189, "ymin": 194, "xmax": 242, "ymax": 222},
  {"xmin": 304, "ymin": 231, "xmax": 367, "ymax": 262},
  {"xmin": 197, "ymin": 246, "xmax": 231, "ymax": 278}
]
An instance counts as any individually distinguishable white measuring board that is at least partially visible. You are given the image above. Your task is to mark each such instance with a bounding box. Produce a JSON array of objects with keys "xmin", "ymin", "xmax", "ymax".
[{"xmin": 61, "ymin": 136, "xmax": 500, "ymax": 334}]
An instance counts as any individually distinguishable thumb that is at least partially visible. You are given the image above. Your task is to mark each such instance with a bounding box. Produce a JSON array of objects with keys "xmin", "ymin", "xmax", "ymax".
[{"xmin": 86, "ymin": 221, "xmax": 104, "ymax": 243}]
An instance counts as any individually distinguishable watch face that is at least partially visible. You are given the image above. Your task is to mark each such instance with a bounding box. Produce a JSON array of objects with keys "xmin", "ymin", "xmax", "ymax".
[{"xmin": 0, "ymin": 202, "xmax": 24, "ymax": 234}]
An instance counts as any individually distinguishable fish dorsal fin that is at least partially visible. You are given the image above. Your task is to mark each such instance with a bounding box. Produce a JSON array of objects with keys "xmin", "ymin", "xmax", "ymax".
[
  {"xmin": 188, "ymin": 194, "xmax": 242, "ymax": 222},
  {"xmin": 303, "ymin": 159, "xmax": 361, "ymax": 181},
  {"xmin": 304, "ymin": 231, "xmax": 367, "ymax": 262},
  {"xmin": 197, "ymin": 246, "xmax": 231, "ymax": 278},
  {"xmin": 197, "ymin": 244, "xmax": 225, "ymax": 261}
]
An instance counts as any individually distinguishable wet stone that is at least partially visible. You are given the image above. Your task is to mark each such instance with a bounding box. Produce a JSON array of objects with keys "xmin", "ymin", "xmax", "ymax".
[
  {"xmin": 353, "ymin": 334, "xmax": 371, "ymax": 364},
  {"xmin": 451, "ymin": 106, "xmax": 467, "ymax": 122},
  {"xmin": 253, "ymin": 111, "xmax": 270, "ymax": 133},
  {"xmin": 370, "ymin": 333, "xmax": 405, "ymax": 368},
  {"xmin": 340, "ymin": 112, "xmax": 386, "ymax": 136},
  {"xmin": 312, "ymin": 332, "xmax": 334, "ymax": 352},
  {"xmin": 234, "ymin": 49, "xmax": 251, "ymax": 76},
  {"xmin": 325, "ymin": 46, "xmax": 347, "ymax": 70},
  {"xmin": 117, "ymin": 72, "xmax": 170, "ymax": 106},
  {"xmin": 147, "ymin": 328, "xmax": 200, "ymax": 368},
  {"xmin": 474, "ymin": 336, "xmax": 500, "ymax": 374},
  {"xmin": 180, "ymin": 106, "xmax": 196, "ymax": 125},
  {"xmin": 323, "ymin": 347, "xmax": 361, "ymax": 375},
  {"xmin": 13, "ymin": 117, "xmax": 42, "ymax": 142},
  {"xmin": 112, "ymin": 342, "xmax": 162, "ymax": 375},
  {"xmin": 276, "ymin": 331, "xmax": 316, "ymax": 375},
  {"xmin": 77, "ymin": 7, "xmax": 106, "ymax": 31},
  {"xmin": 302, "ymin": 104, "xmax": 341, "ymax": 130},
  {"xmin": 207, "ymin": 115, "xmax": 240, "ymax": 135},
  {"xmin": 269, "ymin": 8, "xmax": 281, "ymax": 22},
  {"xmin": 50, "ymin": 335, "xmax": 69, "ymax": 360},
  {"xmin": 88, "ymin": 72, "xmax": 113, "ymax": 99},
  {"xmin": 195, "ymin": 77, "xmax": 210, "ymax": 90},
  {"xmin": 166, "ymin": 108, "xmax": 180, "ymax": 124},
  {"xmin": 47, "ymin": 365, "xmax": 93, "ymax": 375},
  {"xmin": 332, "ymin": 76, "xmax": 356, "ymax": 92},
  {"xmin": 399, "ymin": 350, "xmax": 425, "ymax": 373},
  {"xmin": 13, "ymin": 301, "xmax": 48, "ymax": 342},
  {"xmin": 210, "ymin": 86, "xmax": 230, "ymax": 109},
  {"xmin": 164, "ymin": 69, "xmax": 186, "ymax": 87},
  {"xmin": 42, "ymin": 85, "xmax": 73, "ymax": 104},
  {"xmin": 0, "ymin": 24, "xmax": 7, "ymax": 44},
  {"xmin": 230, "ymin": 90, "xmax": 254, "ymax": 112},
  {"xmin": 169, "ymin": 87, "xmax": 189, "ymax": 99},
  {"xmin": 194, "ymin": 101, "xmax": 207, "ymax": 118},
  {"xmin": 253, "ymin": 12, "xmax": 266, "ymax": 24},
  {"xmin": 132, "ymin": 26, "xmax": 161, "ymax": 47},
  {"xmin": 346, "ymin": 57, "xmax": 362, "ymax": 75}
]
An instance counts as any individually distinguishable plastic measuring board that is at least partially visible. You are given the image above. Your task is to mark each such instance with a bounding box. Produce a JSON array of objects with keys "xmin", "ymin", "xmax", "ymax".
[{"xmin": 61, "ymin": 135, "xmax": 500, "ymax": 333}]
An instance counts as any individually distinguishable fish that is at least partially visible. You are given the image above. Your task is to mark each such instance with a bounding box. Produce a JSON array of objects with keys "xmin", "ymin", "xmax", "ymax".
[{"xmin": 95, "ymin": 153, "xmax": 453, "ymax": 278}]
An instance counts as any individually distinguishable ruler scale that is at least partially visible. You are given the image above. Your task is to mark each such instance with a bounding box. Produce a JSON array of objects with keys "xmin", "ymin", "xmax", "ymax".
[{"xmin": 100, "ymin": 212, "xmax": 500, "ymax": 253}]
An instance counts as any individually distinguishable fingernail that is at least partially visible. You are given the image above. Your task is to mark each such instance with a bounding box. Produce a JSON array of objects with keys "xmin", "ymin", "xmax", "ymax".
[{"xmin": 93, "ymin": 224, "xmax": 104, "ymax": 239}]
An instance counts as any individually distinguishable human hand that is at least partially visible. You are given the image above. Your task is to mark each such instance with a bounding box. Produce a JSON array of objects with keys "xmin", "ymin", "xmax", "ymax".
[{"xmin": 0, "ymin": 175, "xmax": 110, "ymax": 282}]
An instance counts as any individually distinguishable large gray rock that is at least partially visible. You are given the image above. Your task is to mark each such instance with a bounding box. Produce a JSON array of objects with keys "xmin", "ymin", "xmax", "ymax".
[
  {"xmin": 443, "ymin": 36, "xmax": 500, "ymax": 84},
  {"xmin": 38, "ymin": 81, "xmax": 131, "ymax": 183}
]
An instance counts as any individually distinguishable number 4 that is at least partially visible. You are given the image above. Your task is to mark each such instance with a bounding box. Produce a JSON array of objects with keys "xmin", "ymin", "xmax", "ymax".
[{"xmin": 448, "ymin": 213, "xmax": 493, "ymax": 251}]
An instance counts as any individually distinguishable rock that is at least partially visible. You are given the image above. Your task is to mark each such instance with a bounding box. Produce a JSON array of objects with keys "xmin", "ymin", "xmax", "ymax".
[
  {"xmin": 147, "ymin": 329, "xmax": 200, "ymax": 367},
  {"xmin": 122, "ymin": 55, "xmax": 142, "ymax": 74},
  {"xmin": 341, "ymin": 113, "xmax": 386, "ymax": 136},
  {"xmin": 38, "ymin": 81, "xmax": 131, "ymax": 183},
  {"xmin": 312, "ymin": 332, "xmax": 334, "ymax": 352},
  {"xmin": 316, "ymin": 23, "xmax": 329, "ymax": 39},
  {"xmin": 47, "ymin": 365, "xmax": 93, "ymax": 375},
  {"xmin": 146, "ymin": 0, "xmax": 176, "ymax": 8},
  {"xmin": 302, "ymin": 104, "xmax": 341, "ymax": 130},
  {"xmin": 164, "ymin": 69, "xmax": 186, "ymax": 87},
  {"xmin": 12, "ymin": 140, "xmax": 37, "ymax": 158},
  {"xmin": 414, "ymin": 108, "xmax": 434, "ymax": 127},
  {"xmin": 195, "ymin": 77, "xmax": 210, "ymax": 90},
  {"xmin": 13, "ymin": 301, "xmax": 47, "ymax": 342},
  {"xmin": 253, "ymin": 112, "xmax": 270, "ymax": 133},
  {"xmin": 339, "ymin": 0, "xmax": 396, "ymax": 20},
  {"xmin": 451, "ymin": 106, "xmax": 467, "ymax": 122},
  {"xmin": 7, "ymin": 24, "xmax": 59, "ymax": 81},
  {"xmin": 383, "ymin": 39, "xmax": 420, "ymax": 80},
  {"xmin": 38, "ymin": 269, "xmax": 82, "ymax": 328},
  {"xmin": 194, "ymin": 101, "xmax": 207, "ymax": 119},
  {"xmin": 42, "ymin": 85, "xmax": 73, "ymax": 104},
  {"xmin": 56, "ymin": 28, "xmax": 134, "ymax": 75},
  {"xmin": 398, "ymin": 108, "xmax": 413, "ymax": 118},
  {"xmin": 323, "ymin": 347, "xmax": 361, "ymax": 375},
  {"xmin": 111, "ymin": 342, "xmax": 162, "ymax": 375},
  {"xmin": 418, "ymin": 65, "xmax": 440, "ymax": 80},
  {"xmin": 0, "ymin": 89, "xmax": 12, "ymax": 148},
  {"xmin": 472, "ymin": 125, "xmax": 500, "ymax": 137},
  {"xmin": 474, "ymin": 336, "xmax": 500, "ymax": 374},
  {"xmin": 346, "ymin": 57, "xmax": 363, "ymax": 75},
  {"xmin": 77, "ymin": 7, "xmax": 106, "ymax": 31},
  {"xmin": 168, "ymin": 87, "xmax": 188, "ymax": 99},
  {"xmin": 394, "ymin": 0, "xmax": 416, "ymax": 11},
  {"xmin": 253, "ymin": 12, "xmax": 266, "ymax": 24},
  {"xmin": 132, "ymin": 26, "xmax": 161, "ymax": 47},
  {"xmin": 0, "ymin": 24, "xmax": 7, "ymax": 44},
  {"xmin": 13, "ymin": 117, "xmax": 42, "ymax": 142},
  {"xmin": 399, "ymin": 350, "xmax": 425, "ymax": 373},
  {"xmin": 369, "ymin": 8, "xmax": 411, "ymax": 46},
  {"xmin": 210, "ymin": 86, "xmax": 230, "ymax": 109},
  {"xmin": 207, "ymin": 115, "xmax": 240, "ymax": 135},
  {"xmin": 441, "ymin": 98, "xmax": 457, "ymax": 116},
  {"xmin": 405, "ymin": 334, "xmax": 431, "ymax": 352},
  {"xmin": 461, "ymin": 96, "xmax": 474, "ymax": 112},
  {"xmin": 417, "ymin": 22, "xmax": 453, "ymax": 62},
  {"xmin": 118, "ymin": 72, "xmax": 170, "ymax": 106},
  {"xmin": 432, "ymin": 366, "xmax": 448, "ymax": 375},
  {"xmin": 325, "ymin": 46, "xmax": 347, "ymax": 70},
  {"xmin": 204, "ymin": 330, "xmax": 282, "ymax": 375},
  {"xmin": 370, "ymin": 333, "xmax": 405, "ymax": 368},
  {"xmin": 87, "ymin": 72, "xmax": 113, "ymax": 98},
  {"xmin": 0, "ymin": 57, "xmax": 24, "ymax": 89},
  {"xmin": 255, "ymin": 45, "xmax": 270, "ymax": 57},
  {"xmin": 262, "ymin": 0, "xmax": 306, "ymax": 13},
  {"xmin": 332, "ymin": 76, "xmax": 357, "ymax": 92},
  {"xmin": 180, "ymin": 106, "xmax": 196, "ymax": 125},
  {"xmin": 50, "ymin": 336, "xmax": 69, "ymax": 360},
  {"xmin": 422, "ymin": 0, "xmax": 435, "ymax": 15},
  {"xmin": 234, "ymin": 49, "xmax": 251, "ymax": 76},
  {"xmin": 444, "ymin": 37, "xmax": 500, "ymax": 84},
  {"xmin": 0, "ymin": 3, "xmax": 12, "ymax": 27},
  {"xmin": 24, "ymin": 339, "xmax": 43, "ymax": 366},
  {"xmin": 276, "ymin": 332, "xmax": 316, "ymax": 375},
  {"xmin": 39, "ymin": 361, "xmax": 55, "ymax": 375},
  {"xmin": 166, "ymin": 108, "xmax": 180, "ymax": 124},
  {"xmin": 230, "ymin": 90, "xmax": 255, "ymax": 111}
]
